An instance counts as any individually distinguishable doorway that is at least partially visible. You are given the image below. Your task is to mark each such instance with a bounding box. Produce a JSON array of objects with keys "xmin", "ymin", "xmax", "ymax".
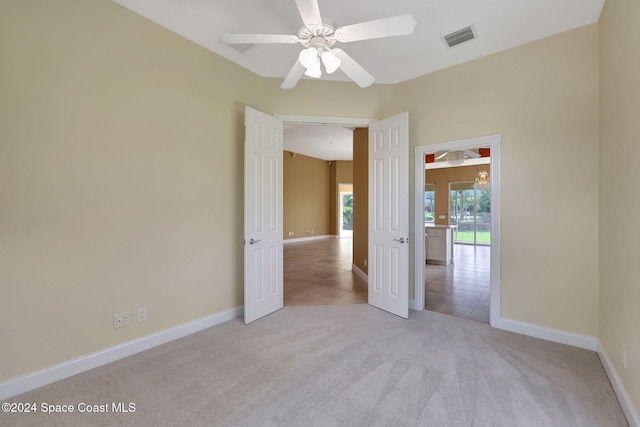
[
  {"xmin": 245, "ymin": 111, "xmax": 410, "ymax": 321},
  {"xmin": 278, "ymin": 117, "xmax": 373, "ymax": 309},
  {"xmin": 413, "ymin": 134, "xmax": 501, "ymax": 326}
]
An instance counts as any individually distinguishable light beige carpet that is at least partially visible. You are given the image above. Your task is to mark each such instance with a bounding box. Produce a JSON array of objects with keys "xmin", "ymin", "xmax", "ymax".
[{"xmin": 2, "ymin": 305, "xmax": 628, "ymax": 426}]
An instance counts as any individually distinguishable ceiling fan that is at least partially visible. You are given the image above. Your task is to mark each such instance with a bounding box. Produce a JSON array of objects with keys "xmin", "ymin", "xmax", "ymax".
[
  {"xmin": 435, "ymin": 150, "xmax": 481, "ymax": 160},
  {"xmin": 221, "ymin": 0, "xmax": 416, "ymax": 89},
  {"xmin": 434, "ymin": 150, "xmax": 481, "ymax": 166}
]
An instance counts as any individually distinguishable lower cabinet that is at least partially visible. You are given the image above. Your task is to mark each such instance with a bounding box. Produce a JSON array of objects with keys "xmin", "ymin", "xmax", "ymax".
[{"xmin": 425, "ymin": 227, "xmax": 452, "ymax": 265}]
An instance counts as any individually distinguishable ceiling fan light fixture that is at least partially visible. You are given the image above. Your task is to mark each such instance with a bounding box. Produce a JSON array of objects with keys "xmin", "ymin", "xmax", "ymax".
[
  {"xmin": 320, "ymin": 50, "xmax": 341, "ymax": 74},
  {"xmin": 304, "ymin": 67, "xmax": 322, "ymax": 78},
  {"xmin": 446, "ymin": 151, "xmax": 465, "ymax": 166},
  {"xmin": 303, "ymin": 58, "xmax": 322, "ymax": 78},
  {"xmin": 299, "ymin": 47, "xmax": 319, "ymax": 69}
]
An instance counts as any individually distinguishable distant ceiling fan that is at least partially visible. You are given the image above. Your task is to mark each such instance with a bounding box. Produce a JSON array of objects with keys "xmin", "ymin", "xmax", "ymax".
[
  {"xmin": 435, "ymin": 150, "xmax": 481, "ymax": 166},
  {"xmin": 436, "ymin": 150, "xmax": 482, "ymax": 160},
  {"xmin": 221, "ymin": 0, "xmax": 416, "ymax": 89}
]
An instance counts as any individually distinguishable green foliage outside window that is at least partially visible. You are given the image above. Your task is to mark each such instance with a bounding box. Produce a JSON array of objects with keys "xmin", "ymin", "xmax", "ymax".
[{"xmin": 342, "ymin": 194, "xmax": 353, "ymax": 230}]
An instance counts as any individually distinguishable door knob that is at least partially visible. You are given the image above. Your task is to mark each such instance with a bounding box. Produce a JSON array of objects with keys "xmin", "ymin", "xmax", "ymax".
[
  {"xmin": 249, "ymin": 238, "xmax": 261, "ymax": 245},
  {"xmin": 393, "ymin": 237, "xmax": 407, "ymax": 244}
]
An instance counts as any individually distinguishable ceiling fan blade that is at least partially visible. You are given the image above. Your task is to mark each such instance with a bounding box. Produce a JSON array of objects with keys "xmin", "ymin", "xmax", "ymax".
[
  {"xmin": 221, "ymin": 34, "xmax": 298, "ymax": 44},
  {"xmin": 464, "ymin": 149, "xmax": 481, "ymax": 159},
  {"xmin": 334, "ymin": 14, "xmax": 417, "ymax": 43},
  {"xmin": 332, "ymin": 49, "xmax": 374, "ymax": 88},
  {"xmin": 280, "ymin": 59, "xmax": 306, "ymax": 90},
  {"xmin": 294, "ymin": 0, "xmax": 322, "ymax": 28}
]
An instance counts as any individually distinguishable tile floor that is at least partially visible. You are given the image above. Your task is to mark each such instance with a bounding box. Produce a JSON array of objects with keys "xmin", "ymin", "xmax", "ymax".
[
  {"xmin": 284, "ymin": 238, "xmax": 368, "ymax": 306},
  {"xmin": 284, "ymin": 239, "xmax": 490, "ymax": 322},
  {"xmin": 425, "ymin": 244, "xmax": 491, "ymax": 323}
]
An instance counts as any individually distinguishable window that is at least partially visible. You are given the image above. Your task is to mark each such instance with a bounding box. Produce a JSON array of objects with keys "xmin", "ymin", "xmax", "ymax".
[
  {"xmin": 342, "ymin": 193, "xmax": 353, "ymax": 231},
  {"xmin": 424, "ymin": 183, "xmax": 435, "ymax": 224},
  {"xmin": 338, "ymin": 184, "xmax": 353, "ymax": 238}
]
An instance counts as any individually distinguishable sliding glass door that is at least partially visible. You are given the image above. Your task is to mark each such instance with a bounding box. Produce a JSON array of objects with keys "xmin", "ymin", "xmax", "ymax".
[{"xmin": 449, "ymin": 182, "xmax": 490, "ymax": 245}]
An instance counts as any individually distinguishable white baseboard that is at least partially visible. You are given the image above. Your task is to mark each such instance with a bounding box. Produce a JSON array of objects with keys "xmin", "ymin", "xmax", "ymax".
[
  {"xmin": 352, "ymin": 263, "xmax": 368, "ymax": 284},
  {"xmin": 0, "ymin": 306, "xmax": 244, "ymax": 401},
  {"xmin": 409, "ymin": 299, "xmax": 417, "ymax": 311},
  {"xmin": 598, "ymin": 343, "xmax": 640, "ymax": 427},
  {"xmin": 284, "ymin": 235, "xmax": 334, "ymax": 244},
  {"xmin": 491, "ymin": 317, "xmax": 598, "ymax": 351}
]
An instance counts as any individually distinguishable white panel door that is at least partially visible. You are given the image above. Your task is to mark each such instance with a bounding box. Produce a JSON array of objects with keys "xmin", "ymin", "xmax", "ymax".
[
  {"xmin": 368, "ymin": 112, "xmax": 409, "ymax": 318},
  {"xmin": 244, "ymin": 107, "xmax": 283, "ymax": 324}
]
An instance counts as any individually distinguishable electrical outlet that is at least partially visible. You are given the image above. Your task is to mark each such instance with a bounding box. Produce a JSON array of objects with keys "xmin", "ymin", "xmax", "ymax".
[
  {"xmin": 364, "ymin": 258, "xmax": 367, "ymax": 267},
  {"xmin": 114, "ymin": 312, "xmax": 132, "ymax": 328},
  {"xmin": 288, "ymin": 232, "xmax": 294, "ymax": 236},
  {"xmin": 114, "ymin": 313, "xmax": 124, "ymax": 329},
  {"xmin": 622, "ymin": 347, "xmax": 627, "ymax": 369},
  {"xmin": 138, "ymin": 307, "xmax": 147, "ymax": 322}
]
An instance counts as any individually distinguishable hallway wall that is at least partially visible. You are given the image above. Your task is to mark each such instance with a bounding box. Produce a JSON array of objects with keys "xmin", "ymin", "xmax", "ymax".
[
  {"xmin": 283, "ymin": 153, "xmax": 331, "ymax": 240},
  {"xmin": 599, "ymin": 0, "xmax": 640, "ymax": 412}
]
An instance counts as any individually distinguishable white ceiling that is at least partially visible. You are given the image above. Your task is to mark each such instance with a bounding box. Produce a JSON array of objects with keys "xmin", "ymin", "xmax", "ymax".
[
  {"xmin": 111, "ymin": 0, "xmax": 605, "ymax": 160},
  {"xmin": 112, "ymin": 0, "xmax": 604, "ymax": 85},
  {"xmin": 284, "ymin": 125, "xmax": 354, "ymax": 161}
]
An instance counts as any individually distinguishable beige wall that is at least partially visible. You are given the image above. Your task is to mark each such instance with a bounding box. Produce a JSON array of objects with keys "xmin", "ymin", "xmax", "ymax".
[
  {"xmin": 388, "ymin": 25, "xmax": 600, "ymax": 337},
  {"xmin": 425, "ymin": 165, "xmax": 488, "ymax": 226},
  {"xmin": 283, "ymin": 153, "xmax": 330, "ymax": 239},
  {"xmin": 0, "ymin": 0, "xmax": 268, "ymax": 381},
  {"xmin": 352, "ymin": 129, "xmax": 369, "ymax": 274},
  {"xmin": 599, "ymin": 0, "xmax": 640, "ymax": 411},
  {"xmin": 329, "ymin": 161, "xmax": 354, "ymax": 235},
  {"xmin": 263, "ymin": 78, "xmax": 391, "ymax": 119}
]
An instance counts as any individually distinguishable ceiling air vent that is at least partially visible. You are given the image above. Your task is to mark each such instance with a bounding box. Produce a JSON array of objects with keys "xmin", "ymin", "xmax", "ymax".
[{"xmin": 442, "ymin": 25, "xmax": 477, "ymax": 48}]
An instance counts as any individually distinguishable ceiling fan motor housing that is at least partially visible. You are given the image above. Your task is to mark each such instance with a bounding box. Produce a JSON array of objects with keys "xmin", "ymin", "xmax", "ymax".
[{"xmin": 298, "ymin": 17, "xmax": 337, "ymax": 50}]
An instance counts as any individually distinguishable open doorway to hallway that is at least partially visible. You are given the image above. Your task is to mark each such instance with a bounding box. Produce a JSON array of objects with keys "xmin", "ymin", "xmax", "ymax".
[{"xmin": 282, "ymin": 125, "xmax": 369, "ymax": 307}]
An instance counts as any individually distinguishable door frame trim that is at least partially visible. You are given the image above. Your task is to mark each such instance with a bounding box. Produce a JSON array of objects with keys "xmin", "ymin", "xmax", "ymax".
[
  {"xmin": 413, "ymin": 134, "xmax": 501, "ymax": 326},
  {"xmin": 274, "ymin": 115, "xmax": 376, "ymax": 127}
]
